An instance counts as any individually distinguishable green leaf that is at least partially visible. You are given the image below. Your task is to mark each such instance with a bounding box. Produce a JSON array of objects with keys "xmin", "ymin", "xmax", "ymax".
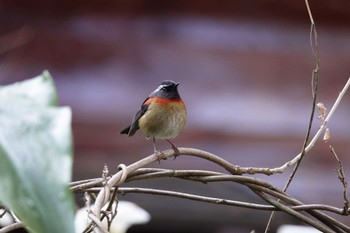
[
  {"xmin": 0, "ymin": 71, "xmax": 75, "ymax": 233},
  {"xmin": 0, "ymin": 70, "xmax": 58, "ymax": 107}
]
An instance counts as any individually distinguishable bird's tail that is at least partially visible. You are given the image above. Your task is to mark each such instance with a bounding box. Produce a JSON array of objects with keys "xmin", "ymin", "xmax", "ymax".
[{"xmin": 120, "ymin": 126, "xmax": 130, "ymax": 135}]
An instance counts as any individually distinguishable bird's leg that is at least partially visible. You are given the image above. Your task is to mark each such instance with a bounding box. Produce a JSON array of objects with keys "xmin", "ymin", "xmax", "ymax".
[
  {"xmin": 166, "ymin": 139, "xmax": 180, "ymax": 159},
  {"xmin": 153, "ymin": 137, "xmax": 165, "ymax": 164},
  {"xmin": 152, "ymin": 137, "xmax": 157, "ymax": 152}
]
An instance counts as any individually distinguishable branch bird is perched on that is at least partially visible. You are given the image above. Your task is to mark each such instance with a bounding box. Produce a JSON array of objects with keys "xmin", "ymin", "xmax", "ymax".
[{"xmin": 121, "ymin": 80, "xmax": 187, "ymax": 159}]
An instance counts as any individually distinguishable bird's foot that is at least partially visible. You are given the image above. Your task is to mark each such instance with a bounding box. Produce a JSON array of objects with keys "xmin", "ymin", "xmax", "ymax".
[
  {"xmin": 172, "ymin": 145, "xmax": 180, "ymax": 160},
  {"xmin": 166, "ymin": 139, "xmax": 181, "ymax": 160},
  {"xmin": 154, "ymin": 150, "xmax": 166, "ymax": 164}
]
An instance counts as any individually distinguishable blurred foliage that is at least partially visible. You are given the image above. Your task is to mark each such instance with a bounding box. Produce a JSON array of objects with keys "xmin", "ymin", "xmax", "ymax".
[{"xmin": 0, "ymin": 71, "xmax": 75, "ymax": 233}]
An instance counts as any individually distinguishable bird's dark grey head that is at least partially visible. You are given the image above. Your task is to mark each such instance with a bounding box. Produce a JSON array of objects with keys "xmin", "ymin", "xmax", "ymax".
[{"xmin": 149, "ymin": 80, "xmax": 181, "ymax": 99}]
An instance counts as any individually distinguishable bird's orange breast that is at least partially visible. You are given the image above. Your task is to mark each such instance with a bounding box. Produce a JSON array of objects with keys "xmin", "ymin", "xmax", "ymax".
[{"xmin": 144, "ymin": 97, "xmax": 184, "ymax": 106}]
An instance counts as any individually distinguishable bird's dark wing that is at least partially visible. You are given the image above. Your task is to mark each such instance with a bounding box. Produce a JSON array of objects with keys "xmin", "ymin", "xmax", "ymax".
[{"xmin": 120, "ymin": 99, "xmax": 150, "ymax": 136}]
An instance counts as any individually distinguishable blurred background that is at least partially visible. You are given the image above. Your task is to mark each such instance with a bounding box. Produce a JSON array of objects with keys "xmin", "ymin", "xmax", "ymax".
[{"xmin": 1, "ymin": 0, "xmax": 350, "ymax": 232}]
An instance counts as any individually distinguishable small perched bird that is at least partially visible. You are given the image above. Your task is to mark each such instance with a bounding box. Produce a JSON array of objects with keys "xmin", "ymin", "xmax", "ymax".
[{"xmin": 121, "ymin": 80, "xmax": 187, "ymax": 159}]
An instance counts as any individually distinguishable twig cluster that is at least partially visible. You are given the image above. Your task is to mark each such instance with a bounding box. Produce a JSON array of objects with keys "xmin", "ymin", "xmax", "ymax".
[{"xmin": 71, "ymin": 148, "xmax": 350, "ymax": 232}]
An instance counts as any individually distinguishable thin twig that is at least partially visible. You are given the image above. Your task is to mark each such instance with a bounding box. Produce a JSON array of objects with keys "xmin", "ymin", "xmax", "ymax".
[
  {"xmin": 265, "ymin": 0, "xmax": 320, "ymax": 230},
  {"xmin": 285, "ymin": 15, "xmax": 319, "ymax": 192},
  {"xmin": 256, "ymin": 191, "xmax": 337, "ymax": 233},
  {"xmin": 250, "ymin": 184, "xmax": 349, "ymax": 232},
  {"xmin": 82, "ymin": 186, "xmax": 348, "ymax": 216},
  {"xmin": 284, "ymin": 0, "xmax": 320, "ymax": 191},
  {"xmin": 330, "ymin": 145, "xmax": 349, "ymax": 215},
  {"xmin": 119, "ymin": 187, "xmax": 275, "ymax": 210}
]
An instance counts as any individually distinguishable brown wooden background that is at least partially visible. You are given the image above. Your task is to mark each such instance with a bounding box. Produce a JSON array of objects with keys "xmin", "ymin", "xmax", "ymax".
[{"xmin": 1, "ymin": 1, "xmax": 350, "ymax": 232}]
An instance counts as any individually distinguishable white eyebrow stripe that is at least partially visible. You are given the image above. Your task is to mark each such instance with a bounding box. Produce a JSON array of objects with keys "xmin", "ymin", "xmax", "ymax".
[{"xmin": 155, "ymin": 84, "xmax": 166, "ymax": 92}]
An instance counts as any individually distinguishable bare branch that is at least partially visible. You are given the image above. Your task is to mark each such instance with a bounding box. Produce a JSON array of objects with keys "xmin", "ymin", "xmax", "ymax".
[
  {"xmin": 256, "ymin": 191, "xmax": 336, "ymax": 233},
  {"xmin": 330, "ymin": 145, "xmax": 350, "ymax": 215},
  {"xmin": 82, "ymin": 186, "xmax": 348, "ymax": 215},
  {"xmin": 264, "ymin": 1, "xmax": 321, "ymax": 231},
  {"xmin": 74, "ymin": 165, "xmax": 350, "ymax": 232}
]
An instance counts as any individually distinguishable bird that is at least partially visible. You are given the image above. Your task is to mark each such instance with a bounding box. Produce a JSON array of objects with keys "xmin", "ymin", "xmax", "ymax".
[{"xmin": 120, "ymin": 80, "xmax": 186, "ymax": 159}]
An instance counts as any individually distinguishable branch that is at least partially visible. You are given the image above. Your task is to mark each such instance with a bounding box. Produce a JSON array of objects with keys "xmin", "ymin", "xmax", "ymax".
[
  {"xmin": 264, "ymin": 1, "xmax": 321, "ymax": 230},
  {"xmin": 73, "ymin": 166, "xmax": 350, "ymax": 232},
  {"xmin": 330, "ymin": 145, "xmax": 349, "ymax": 215},
  {"xmin": 285, "ymin": 0, "xmax": 320, "ymax": 190},
  {"xmin": 256, "ymin": 191, "xmax": 336, "ymax": 233},
  {"xmin": 81, "ymin": 186, "xmax": 348, "ymax": 215}
]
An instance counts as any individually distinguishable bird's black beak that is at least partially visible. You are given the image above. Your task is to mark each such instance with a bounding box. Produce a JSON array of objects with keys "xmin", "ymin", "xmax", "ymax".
[{"xmin": 175, "ymin": 82, "xmax": 179, "ymax": 87}]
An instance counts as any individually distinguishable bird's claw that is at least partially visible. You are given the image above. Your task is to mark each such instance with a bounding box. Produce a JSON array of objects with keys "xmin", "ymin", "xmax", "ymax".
[
  {"xmin": 154, "ymin": 150, "xmax": 166, "ymax": 164},
  {"xmin": 172, "ymin": 146, "xmax": 180, "ymax": 160}
]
